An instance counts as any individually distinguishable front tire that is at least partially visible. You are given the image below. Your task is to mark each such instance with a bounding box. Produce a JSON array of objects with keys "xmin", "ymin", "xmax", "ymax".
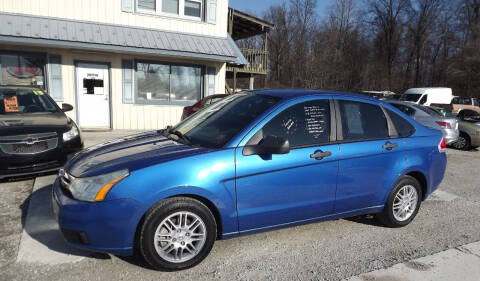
[
  {"xmin": 139, "ymin": 197, "xmax": 217, "ymax": 270},
  {"xmin": 377, "ymin": 176, "xmax": 422, "ymax": 227}
]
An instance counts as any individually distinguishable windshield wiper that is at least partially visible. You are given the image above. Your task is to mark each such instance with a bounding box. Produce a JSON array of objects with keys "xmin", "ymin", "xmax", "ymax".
[
  {"xmin": 170, "ymin": 130, "xmax": 191, "ymax": 144},
  {"xmin": 160, "ymin": 126, "xmax": 191, "ymax": 145}
]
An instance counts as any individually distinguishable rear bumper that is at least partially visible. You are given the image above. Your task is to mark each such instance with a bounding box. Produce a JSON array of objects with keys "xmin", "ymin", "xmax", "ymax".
[
  {"xmin": 443, "ymin": 129, "xmax": 459, "ymax": 144},
  {"xmin": 427, "ymin": 152, "xmax": 447, "ymax": 198},
  {"xmin": 52, "ymin": 178, "xmax": 147, "ymax": 256}
]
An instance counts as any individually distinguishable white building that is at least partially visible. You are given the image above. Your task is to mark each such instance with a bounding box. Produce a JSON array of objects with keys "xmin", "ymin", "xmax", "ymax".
[{"xmin": 0, "ymin": 0, "xmax": 248, "ymax": 130}]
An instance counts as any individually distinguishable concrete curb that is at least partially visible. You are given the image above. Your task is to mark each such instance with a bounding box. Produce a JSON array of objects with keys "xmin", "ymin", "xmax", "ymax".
[
  {"xmin": 346, "ymin": 241, "xmax": 480, "ymax": 281},
  {"xmin": 16, "ymin": 175, "xmax": 90, "ymax": 265}
]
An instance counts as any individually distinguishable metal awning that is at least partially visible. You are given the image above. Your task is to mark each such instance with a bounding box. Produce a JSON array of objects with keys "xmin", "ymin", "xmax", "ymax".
[{"xmin": 0, "ymin": 12, "xmax": 247, "ymax": 64}]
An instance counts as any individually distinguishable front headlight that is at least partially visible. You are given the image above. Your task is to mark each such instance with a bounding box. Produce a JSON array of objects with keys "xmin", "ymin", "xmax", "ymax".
[
  {"xmin": 63, "ymin": 124, "xmax": 79, "ymax": 142},
  {"xmin": 67, "ymin": 169, "xmax": 129, "ymax": 202}
]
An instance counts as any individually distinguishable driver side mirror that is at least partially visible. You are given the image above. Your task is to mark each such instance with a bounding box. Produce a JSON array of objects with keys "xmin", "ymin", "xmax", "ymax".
[
  {"xmin": 62, "ymin": 103, "xmax": 73, "ymax": 112},
  {"xmin": 243, "ymin": 135, "xmax": 290, "ymax": 156}
]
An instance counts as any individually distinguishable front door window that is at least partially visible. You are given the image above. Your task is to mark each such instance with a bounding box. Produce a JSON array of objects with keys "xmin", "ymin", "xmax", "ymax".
[{"xmin": 260, "ymin": 99, "xmax": 331, "ymax": 147}]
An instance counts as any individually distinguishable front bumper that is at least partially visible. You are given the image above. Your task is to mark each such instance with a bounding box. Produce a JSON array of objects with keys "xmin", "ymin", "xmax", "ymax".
[
  {"xmin": 0, "ymin": 136, "xmax": 83, "ymax": 180},
  {"xmin": 470, "ymin": 134, "xmax": 480, "ymax": 147},
  {"xmin": 52, "ymin": 177, "xmax": 147, "ymax": 256}
]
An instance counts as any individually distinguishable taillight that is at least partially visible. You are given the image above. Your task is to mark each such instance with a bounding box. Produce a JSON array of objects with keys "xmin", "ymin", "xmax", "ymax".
[
  {"xmin": 435, "ymin": 121, "xmax": 452, "ymax": 129},
  {"xmin": 438, "ymin": 138, "xmax": 446, "ymax": 152}
]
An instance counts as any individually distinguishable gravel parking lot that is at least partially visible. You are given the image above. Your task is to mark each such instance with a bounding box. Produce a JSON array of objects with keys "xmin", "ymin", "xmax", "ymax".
[{"xmin": 0, "ymin": 141, "xmax": 479, "ymax": 281}]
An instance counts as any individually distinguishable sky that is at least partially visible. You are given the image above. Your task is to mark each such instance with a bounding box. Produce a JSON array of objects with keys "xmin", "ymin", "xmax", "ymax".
[{"xmin": 229, "ymin": 0, "xmax": 336, "ymax": 20}]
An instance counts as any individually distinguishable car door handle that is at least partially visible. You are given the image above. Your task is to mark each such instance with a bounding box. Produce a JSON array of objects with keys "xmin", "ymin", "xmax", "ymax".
[
  {"xmin": 310, "ymin": 150, "xmax": 332, "ymax": 160},
  {"xmin": 383, "ymin": 142, "xmax": 399, "ymax": 150}
]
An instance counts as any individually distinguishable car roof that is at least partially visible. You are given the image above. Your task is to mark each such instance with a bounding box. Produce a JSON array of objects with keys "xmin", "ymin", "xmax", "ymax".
[
  {"xmin": 206, "ymin": 94, "xmax": 228, "ymax": 99},
  {"xmin": 250, "ymin": 89, "xmax": 379, "ymax": 102},
  {"xmin": 0, "ymin": 85, "xmax": 44, "ymax": 91}
]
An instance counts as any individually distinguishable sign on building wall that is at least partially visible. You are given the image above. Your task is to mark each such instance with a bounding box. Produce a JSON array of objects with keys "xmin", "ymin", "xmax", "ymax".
[{"xmin": 0, "ymin": 53, "xmax": 45, "ymax": 88}]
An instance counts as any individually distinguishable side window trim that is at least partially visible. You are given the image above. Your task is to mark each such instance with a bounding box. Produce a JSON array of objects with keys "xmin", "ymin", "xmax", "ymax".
[
  {"xmin": 329, "ymin": 99, "xmax": 337, "ymax": 143},
  {"xmin": 333, "ymin": 99, "xmax": 343, "ymax": 141},
  {"xmin": 381, "ymin": 106, "xmax": 399, "ymax": 138}
]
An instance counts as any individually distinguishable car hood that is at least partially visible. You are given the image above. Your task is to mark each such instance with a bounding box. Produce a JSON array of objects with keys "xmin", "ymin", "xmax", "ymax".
[
  {"xmin": 65, "ymin": 131, "xmax": 211, "ymax": 178},
  {"xmin": 0, "ymin": 112, "xmax": 70, "ymax": 135}
]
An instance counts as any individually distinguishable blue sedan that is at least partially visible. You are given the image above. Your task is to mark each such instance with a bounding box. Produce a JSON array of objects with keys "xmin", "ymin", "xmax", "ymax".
[{"xmin": 52, "ymin": 90, "xmax": 447, "ymax": 270}]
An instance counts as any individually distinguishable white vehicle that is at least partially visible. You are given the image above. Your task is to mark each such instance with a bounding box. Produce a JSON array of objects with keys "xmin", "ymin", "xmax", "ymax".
[{"xmin": 399, "ymin": 87, "xmax": 453, "ymax": 106}]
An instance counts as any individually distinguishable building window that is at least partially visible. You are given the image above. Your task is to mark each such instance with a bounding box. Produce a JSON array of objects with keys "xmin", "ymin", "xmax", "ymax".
[
  {"xmin": 162, "ymin": 0, "xmax": 179, "ymax": 14},
  {"xmin": 138, "ymin": 0, "xmax": 156, "ymax": 10},
  {"xmin": 136, "ymin": 0, "xmax": 203, "ymax": 20},
  {"xmin": 184, "ymin": 0, "xmax": 201, "ymax": 17},
  {"xmin": 135, "ymin": 61, "xmax": 202, "ymax": 105},
  {"xmin": 0, "ymin": 52, "xmax": 46, "ymax": 88}
]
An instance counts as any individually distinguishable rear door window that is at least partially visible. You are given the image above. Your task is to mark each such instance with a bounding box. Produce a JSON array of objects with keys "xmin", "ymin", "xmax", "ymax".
[
  {"xmin": 262, "ymin": 99, "xmax": 331, "ymax": 147},
  {"xmin": 338, "ymin": 100, "xmax": 389, "ymax": 141},
  {"xmin": 385, "ymin": 108, "xmax": 415, "ymax": 137}
]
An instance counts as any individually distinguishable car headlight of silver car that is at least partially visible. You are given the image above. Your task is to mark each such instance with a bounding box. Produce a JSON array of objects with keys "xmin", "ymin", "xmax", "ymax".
[
  {"xmin": 65, "ymin": 169, "xmax": 129, "ymax": 202},
  {"xmin": 63, "ymin": 124, "xmax": 80, "ymax": 142}
]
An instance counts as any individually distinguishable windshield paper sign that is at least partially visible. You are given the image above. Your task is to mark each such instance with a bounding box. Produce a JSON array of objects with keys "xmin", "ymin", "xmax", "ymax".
[{"xmin": 4, "ymin": 95, "xmax": 19, "ymax": 112}]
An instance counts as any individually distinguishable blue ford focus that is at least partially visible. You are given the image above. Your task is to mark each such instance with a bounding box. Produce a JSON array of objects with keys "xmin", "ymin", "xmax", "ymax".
[{"xmin": 52, "ymin": 90, "xmax": 447, "ymax": 270}]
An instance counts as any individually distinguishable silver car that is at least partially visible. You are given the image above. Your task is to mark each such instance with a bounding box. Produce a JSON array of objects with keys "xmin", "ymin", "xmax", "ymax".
[{"xmin": 388, "ymin": 101, "xmax": 459, "ymax": 144}]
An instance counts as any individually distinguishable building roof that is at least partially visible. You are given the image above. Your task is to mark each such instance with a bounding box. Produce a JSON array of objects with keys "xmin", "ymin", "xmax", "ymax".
[
  {"xmin": 0, "ymin": 12, "xmax": 247, "ymax": 64},
  {"xmin": 228, "ymin": 9, "xmax": 274, "ymax": 40}
]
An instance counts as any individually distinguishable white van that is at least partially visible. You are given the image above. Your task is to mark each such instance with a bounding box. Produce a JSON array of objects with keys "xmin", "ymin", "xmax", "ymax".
[{"xmin": 399, "ymin": 87, "xmax": 453, "ymax": 106}]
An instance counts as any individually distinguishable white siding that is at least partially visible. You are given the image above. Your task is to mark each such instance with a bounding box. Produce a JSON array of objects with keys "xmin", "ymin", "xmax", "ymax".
[
  {"xmin": 0, "ymin": 44, "xmax": 226, "ymax": 130},
  {"xmin": 0, "ymin": 0, "xmax": 229, "ymax": 38}
]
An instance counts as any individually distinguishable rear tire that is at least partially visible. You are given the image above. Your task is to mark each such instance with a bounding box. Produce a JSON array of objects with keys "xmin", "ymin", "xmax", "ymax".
[
  {"xmin": 452, "ymin": 132, "xmax": 471, "ymax": 150},
  {"xmin": 376, "ymin": 176, "xmax": 422, "ymax": 227},
  {"xmin": 139, "ymin": 197, "xmax": 217, "ymax": 270}
]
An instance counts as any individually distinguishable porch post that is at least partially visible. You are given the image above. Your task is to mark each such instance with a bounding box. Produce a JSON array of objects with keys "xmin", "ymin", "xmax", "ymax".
[
  {"xmin": 249, "ymin": 74, "xmax": 254, "ymax": 90},
  {"xmin": 264, "ymin": 32, "xmax": 268, "ymax": 88},
  {"xmin": 233, "ymin": 68, "xmax": 237, "ymax": 93}
]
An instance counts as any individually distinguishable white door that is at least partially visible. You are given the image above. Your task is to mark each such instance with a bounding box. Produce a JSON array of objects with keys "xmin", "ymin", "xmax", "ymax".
[{"xmin": 76, "ymin": 63, "xmax": 110, "ymax": 129}]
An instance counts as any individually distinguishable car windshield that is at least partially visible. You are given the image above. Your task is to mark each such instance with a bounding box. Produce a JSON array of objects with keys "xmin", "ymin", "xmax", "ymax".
[
  {"xmin": 459, "ymin": 110, "xmax": 480, "ymax": 121},
  {"xmin": 399, "ymin": 94, "xmax": 422, "ymax": 102},
  {"xmin": 0, "ymin": 89, "xmax": 57, "ymax": 114},
  {"xmin": 172, "ymin": 93, "xmax": 280, "ymax": 148}
]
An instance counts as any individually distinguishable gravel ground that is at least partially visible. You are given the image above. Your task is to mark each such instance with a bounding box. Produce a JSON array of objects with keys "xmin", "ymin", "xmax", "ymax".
[
  {"xmin": 0, "ymin": 179, "xmax": 33, "ymax": 269},
  {"xmin": 0, "ymin": 148, "xmax": 479, "ymax": 281}
]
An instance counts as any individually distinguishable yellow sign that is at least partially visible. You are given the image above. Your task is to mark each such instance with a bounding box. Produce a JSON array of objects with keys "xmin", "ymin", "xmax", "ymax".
[{"xmin": 33, "ymin": 90, "xmax": 44, "ymax": 95}]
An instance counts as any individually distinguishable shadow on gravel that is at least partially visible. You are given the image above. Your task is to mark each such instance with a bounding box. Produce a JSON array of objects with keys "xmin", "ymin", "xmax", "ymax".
[
  {"xmin": 19, "ymin": 183, "xmax": 109, "ymax": 261},
  {"xmin": 0, "ymin": 170, "xmax": 57, "ymax": 184},
  {"xmin": 345, "ymin": 215, "xmax": 387, "ymax": 227},
  {"xmin": 116, "ymin": 253, "xmax": 157, "ymax": 271}
]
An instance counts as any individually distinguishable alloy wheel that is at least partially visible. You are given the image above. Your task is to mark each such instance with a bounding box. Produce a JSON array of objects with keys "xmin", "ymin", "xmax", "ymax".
[
  {"xmin": 153, "ymin": 211, "xmax": 207, "ymax": 263},
  {"xmin": 453, "ymin": 136, "xmax": 467, "ymax": 150},
  {"xmin": 392, "ymin": 185, "xmax": 418, "ymax": 222}
]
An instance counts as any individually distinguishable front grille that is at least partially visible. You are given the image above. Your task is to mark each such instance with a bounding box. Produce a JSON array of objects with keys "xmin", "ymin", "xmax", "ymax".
[
  {"xmin": 7, "ymin": 160, "xmax": 60, "ymax": 171},
  {"xmin": 0, "ymin": 132, "xmax": 58, "ymax": 155},
  {"xmin": 0, "ymin": 132, "xmax": 57, "ymax": 142}
]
